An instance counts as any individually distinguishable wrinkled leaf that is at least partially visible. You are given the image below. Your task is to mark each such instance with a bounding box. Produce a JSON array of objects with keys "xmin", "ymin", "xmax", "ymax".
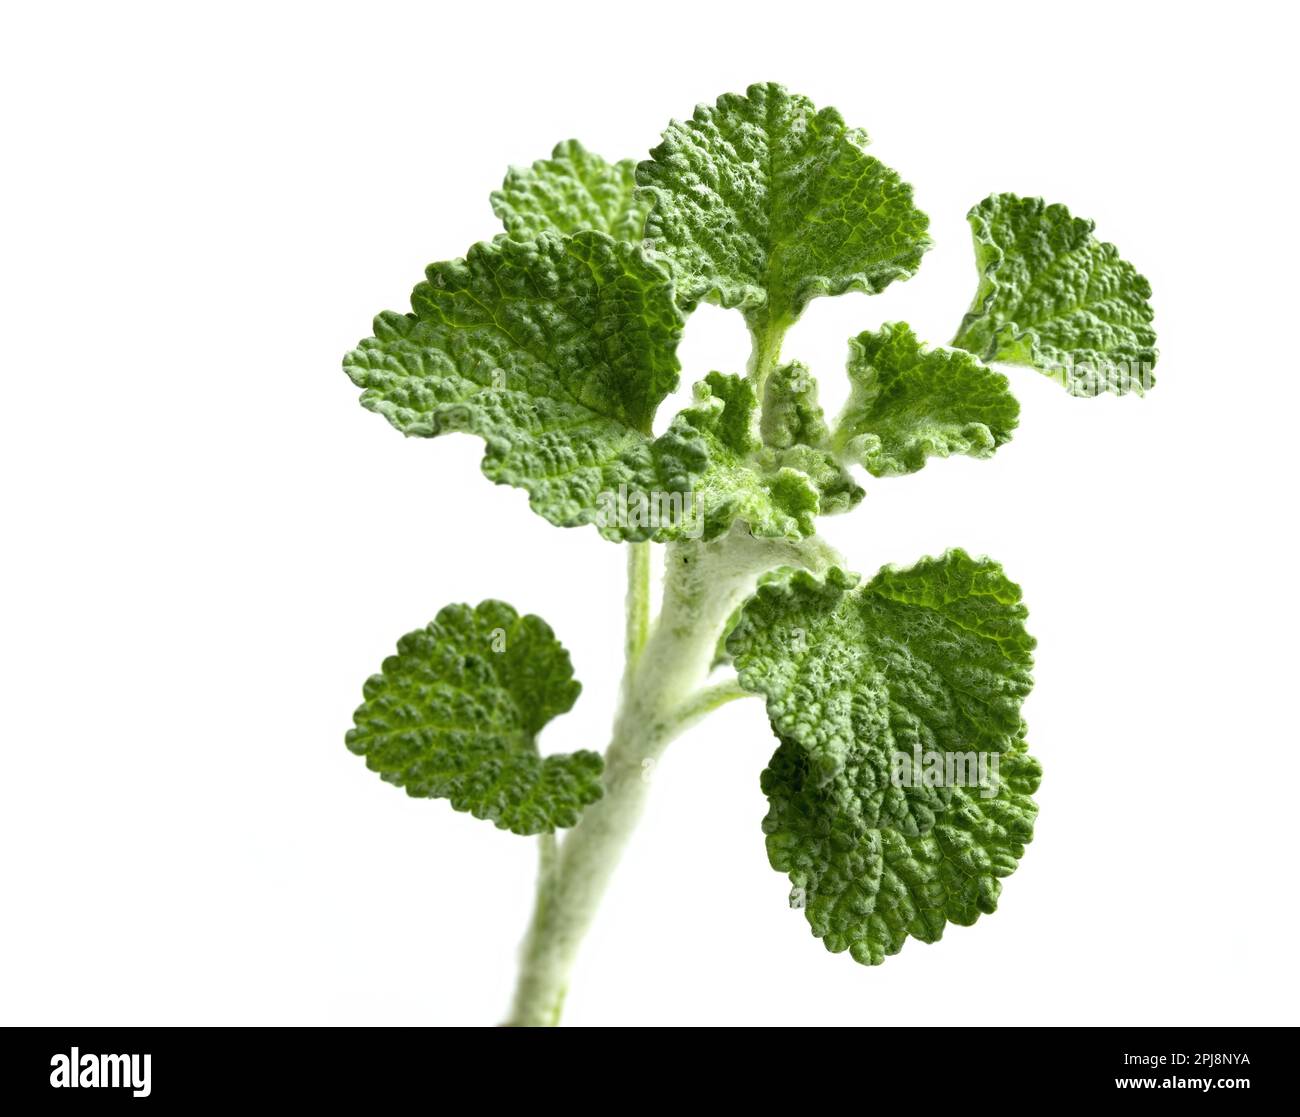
[
  {"xmin": 834, "ymin": 322, "xmax": 1019, "ymax": 476},
  {"xmin": 637, "ymin": 83, "xmax": 931, "ymax": 331},
  {"xmin": 953, "ymin": 193, "xmax": 1157, "ymax": 396},
  {"xmin": 492, "ymin": 139, "xmax": 649, "ymax": 241},
  {"xmin": 347, "ymin": 601, "xmax": 602, "ymax": 834}
]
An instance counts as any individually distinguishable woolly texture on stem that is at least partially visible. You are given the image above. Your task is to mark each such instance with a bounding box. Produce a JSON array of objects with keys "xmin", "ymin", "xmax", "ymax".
[{"xmin": 504, "ymin": 526, "xmax": 837, "ymax": 1026}]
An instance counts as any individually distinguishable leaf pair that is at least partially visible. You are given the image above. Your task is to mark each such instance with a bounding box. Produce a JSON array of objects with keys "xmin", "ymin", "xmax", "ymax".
[
  {"xmin": 728, "ymin": 550, "xmax": 1040, "ymax": 965},
  {"xmin": 347, "ymin": 550, "xmax": 1043, "ymax": 968},
  {"xmin": 345, "ymin": 84, "xmax": 1157, "ymax": 543},
  {"xmin": 345, "ymin": 84, "xmax": 940, "ymax": 543}
]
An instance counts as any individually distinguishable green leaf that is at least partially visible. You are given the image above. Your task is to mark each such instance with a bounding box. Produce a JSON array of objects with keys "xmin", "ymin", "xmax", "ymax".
[
  {"xmin": 762, "ymin": 737, "xmax": 1041, "ymax": 965},
  {"xmin": 710, "ymin": 566, "xmax": 800, "ymax": 670},
  {"xmin": 657, "ymin": 372, "xmax": 853, "ymax": 540},
  {"xmin": 833, "ymin": 322, "xmax": 1019, "ymax": 476},
  {"xmin": 636, "ymin": 82, "xmax": 931, "ymax": 331},
  {"xmin": 952, "ymin": 193, "xmax": 1157, "ymax": 396},
  {"xmin": 491, "ymin": 140, "xmax": 650, "ymax": 241},
  {"xmin": 343, "ymin": 231, "xmax": 691, "ymax": 540},
  {"xmin": 728, "ymin": 551, "xmax": 1039, "ymax": 963},
  {"xmin": 346, "ymin": 601, "xmax": 602, "ymax": 835},
  {"xmin": 760, "ymin": 361, "xmax": 862, "ymax": 515},
  {"xmin": 730, "ymin": 552, "xmax": 1034, "ymax": 775},
  {"xmin": 760, "ymin": 359, "xmax": 835, "ymax": 451}
]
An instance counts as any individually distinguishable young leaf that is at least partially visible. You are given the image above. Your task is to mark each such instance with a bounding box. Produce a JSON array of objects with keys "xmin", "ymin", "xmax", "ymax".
[
  {"xmin": 728, "ymin": 553, "xmax": 1035, "ymax": 779},
  {"xmin": 952, "ymin": 193, "xmax": 1157, "ymax": 396},
  {"xmin": 762, "ymin": 736, "xmax": 1041, "ymax": 965},
  {"xmin": 491, "ymin": 140, "xmax": 650, "ymax": 241},
  {"xmin": 636, "ymin": 82, "xmax": 931, "ymax": 331},
  {"xmin": 347, "ymin": 601, "xmax": 602, "ymax": 835},
  {"xmin": 728, "ymin": 552, "xmax": 1039, "ymax": 964},
  {"xmin": 832, "ymin": 322, "xmax": 1019, "ymax": 476},
  {"xmin": 658, "ymin": 372, "xmax": 833, "ymax": 540},
  {"xmin": 760, "ymin": 360, "xmax": 835, "ymax": 451},
  {"xmin": 343, "ymin": 231, "xmax": 689, "ymax": 540},
  {"xmin": 760, "ymin": 361, "xmax": 862, "ymax": 515}
]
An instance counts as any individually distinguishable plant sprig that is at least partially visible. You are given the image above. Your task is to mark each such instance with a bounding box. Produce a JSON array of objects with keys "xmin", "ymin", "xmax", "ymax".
[{"xmin": 341, "ymin": 82, "xmax": 1157, "ymax": 1026}]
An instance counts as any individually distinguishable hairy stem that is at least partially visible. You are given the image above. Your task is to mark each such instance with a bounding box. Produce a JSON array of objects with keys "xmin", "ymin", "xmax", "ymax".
[
  {"xmin": 746, "ymin": 312, "xmax": 790, "ymax": 400},
  {"xmin": 625, "ymin": 541, "xmax": 651, "ymax": 668},
  {"xmin": 504, "ymin": 526, "xmax": 837, "ymax": 1026},
  {"xmin": 668, "ymin": 678, "xmax": 751, "ymax": 730}
]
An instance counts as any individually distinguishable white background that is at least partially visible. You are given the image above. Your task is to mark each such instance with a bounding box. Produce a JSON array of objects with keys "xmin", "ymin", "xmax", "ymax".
[{"xmin": 3, "ymin": 0, "xmax": 1296, "ymax": 1027}]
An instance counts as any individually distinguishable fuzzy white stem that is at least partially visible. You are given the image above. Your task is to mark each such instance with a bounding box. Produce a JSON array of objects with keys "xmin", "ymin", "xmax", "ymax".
[{"xmin": 504, "ymin": 526, "xmax": 839, "ymax": 1026}]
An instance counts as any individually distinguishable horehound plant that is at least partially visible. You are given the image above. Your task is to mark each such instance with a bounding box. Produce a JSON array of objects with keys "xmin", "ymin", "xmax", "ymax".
[{"xmin": 342, "ymin": 83, "xmax": 1157, "ymax": 1026}]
